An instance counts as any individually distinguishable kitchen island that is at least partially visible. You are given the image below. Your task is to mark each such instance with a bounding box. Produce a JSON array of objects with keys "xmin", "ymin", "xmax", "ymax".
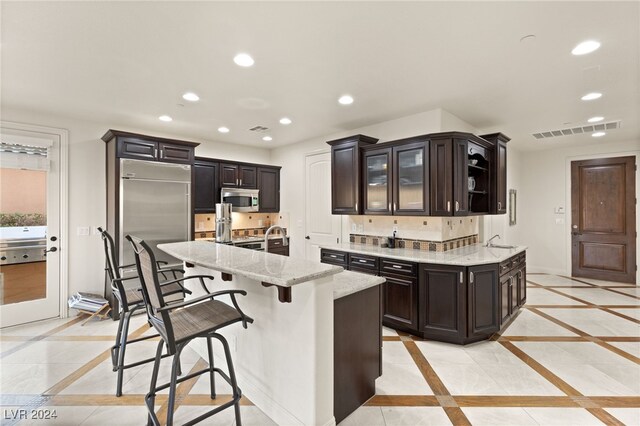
[
  {"xmin": 158, "ymin": 241, "xmax": 384, "ymax": 426},
  {"xmin": 320, "ymin": 242, "xmax": 527, "ymax": 345}
]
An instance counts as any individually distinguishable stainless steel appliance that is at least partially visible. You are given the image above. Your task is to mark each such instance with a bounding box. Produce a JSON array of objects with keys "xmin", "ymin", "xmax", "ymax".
[
  {"xmin": 0, "ymin": 226, "xmax": 47, "ymax": 265},
  {"xmin": 232, "ymin": 237, "xmax": 265, "ymax": 251},
  {"xmin": 215, "ymin": 203, "xmax": 233, "ymax": 243},
  {"xmin": 221, "ymin": 188, "xmax": 259, "ymax": 212},
  {"xmin": 119, "ymin": 159, "xmax": 191, "ymax": 269},
  {"xmin": 264, "ymin": 225, "xmax": 288, "ymax": 253}
]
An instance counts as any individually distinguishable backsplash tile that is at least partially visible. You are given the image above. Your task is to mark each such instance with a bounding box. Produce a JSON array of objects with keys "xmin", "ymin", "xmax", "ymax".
[{"xmin": 350, "ymin": 232, "xmax": 479, "ymax": 252}]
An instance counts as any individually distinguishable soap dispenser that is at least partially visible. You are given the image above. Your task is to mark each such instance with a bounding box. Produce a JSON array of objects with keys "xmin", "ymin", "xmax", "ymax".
[{"xmin": 387, "ymin": 231, "xmax": 396, "ymax": 249}]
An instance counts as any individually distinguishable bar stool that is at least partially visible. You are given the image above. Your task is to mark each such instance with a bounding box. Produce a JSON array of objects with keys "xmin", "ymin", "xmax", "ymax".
[
  {"xmin": 98, "ymin": 227, "xmax": 211, "ymax": 396},
  {"xmin": 126, "ymin": 235, "xmax": 253, "ymax": 426}
]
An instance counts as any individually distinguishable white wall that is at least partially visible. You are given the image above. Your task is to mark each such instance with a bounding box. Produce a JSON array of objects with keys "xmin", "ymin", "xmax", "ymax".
[
  {"xmin": 2, "ymin": 108, "xmax": 271, "ymax": 309},
  {"xmin": 514, "ymin": 140, "xmax": 639, "ymax": 281}
]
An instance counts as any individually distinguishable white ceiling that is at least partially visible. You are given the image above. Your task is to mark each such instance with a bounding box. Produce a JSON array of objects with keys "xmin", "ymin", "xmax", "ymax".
[{"xmin": 2, "ymin": 1, "xmax": 639, "ymax": 151}]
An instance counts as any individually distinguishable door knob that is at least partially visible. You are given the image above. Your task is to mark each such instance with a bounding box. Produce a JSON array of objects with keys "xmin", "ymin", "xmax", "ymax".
[
  {"xmin": 44, "ymin": 247, "xmax": 58, "ymax": 256},
  {"xmin": 305, "ymin": 236, "xmax": 310, "ymax": 240}
]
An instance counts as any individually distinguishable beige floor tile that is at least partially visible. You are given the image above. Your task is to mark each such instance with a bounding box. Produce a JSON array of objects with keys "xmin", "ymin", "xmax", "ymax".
[
  {"xmin": 527, "ymin": 275, "xmax": 585, "ymax": 287},
  {"xmin": 416, "ymin": 340, "xmax": 477, "ymax": 365},
  {"xmin": 548, "ymin": 288, "xmax": 638, "ymax": 306},
  {"xmin": 552, "ymin": 341, "xmax": 638, "ymax": 365},
  {"xmin": 612, "ymin": 287, "xmax": 640, "ymax": 296},
  {"xmin": 1, "ymin": 363, "xmax": 84, "ymax": 394},
  {"xmin": 382, "ymin": 341, "xmax": 416, "ymax": 364},
  {"xmin": 501, "ymin": 310, "xmax": 579, "ymax": 337},
  {"xmin": 338, "ymin": 407, "xmax": 385, "ymax": 426},
  {"xmin": 476, "ymin": 363, "xmax": 564, "ymax": 396},
  {"xmin": 461, "ymin": 407, "xmax": 537, "ymax": 425},
  {"xmin": 589, "ymin": 363, "xmax": 640, "ymax": 394},
  {"xmin": 382, "ymin": 326, "xmax": 399, "ymax": 336},
  {"xmin": 525, "ymin": 288, "xmax": 586, "ymax": 305},
  {"xmin": 1, "ymin": 318, "xmax": 75, "ymax": 337},
  {"xmin": 537, "ymin": 308, "xmax": 640, "ymax": 336},
  {"xmin": 462, "ymin": 341, "xmax": 527, "ymax": 365},
  {"xmin": 604, "ymin": 408, "xmax": 640, "ymax": 426},
  {"xmin": 523, "ymin": 408, "xmax": 605, "ymax": 425},
  {"xmin": 78, "ymin": 406, "xmax": 150, "ymax": 426},
  {"xmin": 375, "ymin": 362, "xmax": 433, "ymax": 395},
  {"xmin": 2, "ymin": 340, "xmax": 112, "ymax": 365},
  {"xmin": 381, "ymin": 406, "xmax": 452, "ymax": 425},
  {"xmin": 429, "ymin": 363, "xmax": 507, "ymax": 395},
  {"xmin": 608, "ymin": 341, "xmax": 640, "ymax": 357},
  {"xmin": 58, "ymin": 359, "xmax": 144, "ymax": 395},
  {"xmin": 15, "ymin": 406, "xmax": 98, "ymax": 426},
  {"xmin": 539, "ymin": 363, "xmax": 635, "ymax": 396},
  {"xmin": 124, "ymin": 360, "xmax": 196, "ymax": 395},
  {"xmin": 609, "ymin": 308, "xmax": 640, "ymax": 320},
  {"xmin": 172, "ymin": 405, "xmax": 234, "ymax": 425}
]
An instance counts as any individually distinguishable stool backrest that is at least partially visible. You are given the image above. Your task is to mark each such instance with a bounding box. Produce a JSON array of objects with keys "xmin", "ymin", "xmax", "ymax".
[
  {"xmin": 126, "ymin": 235, "xmax": 176, "ymax": 350},
  {"xmin": 98, "ymin": 227, "xmax": 120, "ymax": 283}
]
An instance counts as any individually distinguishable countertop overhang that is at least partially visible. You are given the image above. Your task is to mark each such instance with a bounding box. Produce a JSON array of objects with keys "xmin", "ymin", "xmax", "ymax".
[
  {"xmin": 320, "ymin": 242, "xmax": 527, "ymax": 266},
  {"xmin": 158, "ymin": 240, "xmax": 343, "ymax": 287}
]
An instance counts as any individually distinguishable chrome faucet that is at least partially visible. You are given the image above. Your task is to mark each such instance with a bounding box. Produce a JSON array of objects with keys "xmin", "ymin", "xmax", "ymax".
[
  {"xmin": 264, "ymin": 225, "xmax": 289, "ymax": 253},
  {"xmin": 486, "ymin": 234, "xmax": 501, "ymax": 247}
]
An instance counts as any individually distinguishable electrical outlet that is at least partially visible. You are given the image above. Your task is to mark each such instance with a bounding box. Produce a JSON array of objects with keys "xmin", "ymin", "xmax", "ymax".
[
  {"xmin": 555, "ymin": 218, "xmax": 564, "ymax": 225},
  {"xmin": 357, "ymin": 224, "xmax": 364, "ymax": 232},
  {"xmin": 392, "ymin": 225, "xmax": 398, "ymax": 233},
  {"xmin": 351, "ymin": 223, "xmax": 357, "ymax": 232},
  {"xmin": 77, "ymin": 226, "xmax": 90, "ymax": 236}
]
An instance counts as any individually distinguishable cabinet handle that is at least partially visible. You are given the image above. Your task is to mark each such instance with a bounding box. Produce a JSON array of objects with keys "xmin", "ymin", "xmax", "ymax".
[
  {"xmin": 358, "ymin": 259, "xmax": 367, "ymax": 263},
  {"xmin": 392, "ymin": 265, "xmax": 402, "ymax": 269},
  {"xmin": 469, "ymin": 271, "xmax": 474, "ymax": 284},
  {"xmin": 329, "ymin": 255, "xmax": 337, "ymax": 258},
  {"xmin": 498, "ymin": 201, "xmax": 502, "ymax": 210},
  {"xmin": 455, "ymin": 201, "xmax": 459, "ymax": 212},
  {"xmin": 459, "ymin": 271, "xmax": 463, "ymax": 284},
  {"xmin": 388, "ymin": 202, "xmax": 391, "ymax": 211},
  {"xmin": 355, "ymin": 202, "xmax": 358, "ymax": 211},
  {"xmin": 159, "ymin": 149, "xmax": 163, "ymax": 158},
  {"xmin": 393, "ymin": 202, "xmax": 397, "ymax": 211},
  {"xmin": 154, "ymin": 148, "xmax": 158, "ymax": 158},
  {"xmin": 447, "ymin": 201, "xmax": 451, "ymax": 212}
]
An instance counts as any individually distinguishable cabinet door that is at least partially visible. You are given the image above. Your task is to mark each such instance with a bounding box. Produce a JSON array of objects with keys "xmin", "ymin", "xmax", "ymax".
[
  {"xmin": 500, "ymin": 274, "xmax": 512, "ymax": 325},
  {"xmin": 467, "ymin": 264, "xmax": 499, "ymax": 339},
  {"xmin": 393, "ymin": 142, "xmax": 429, "ymax": 215},
  {"xmin": 452, "ymin": 139, "xmax": 469, "ymax": 216},
  {"xmin": 220, "ymin": 163, "xmax": 239, "ymax": 187},
  {"xmin": 159, "ymin": 142, "xmax": 194, "ymax": 164},
  {"xmin": 239, "ymin": 166, "xmax": 257, "ymax": 188},
  {"xmin": 517, "ymin": 266, "xmax": 527, "ymax": 306},
  {"xmin": 419, "ymin": 264, "xmax": 466, "ymax": 343},
  {"xmin": 257, "ymin": 167, "xmax": 280, "ymax": 212},
  {"xmin": 429, "ymin": 139, "xmax": 453, "ymax": 216},
  {"xmin": 193, "ymin": 161, "xmax": 218, "ymax": 213},
  {"xmin": 331, "ymin": 142, "xmax": 361, "ymax": 214},
  {"xmin": 495, "ymin": 141, "xmax": 507, "ymax": 214},
  {"xmin": 363, "ymin": 148, "xmax": 392, "ymax": 215},
  {"xmin": 382, "ymin": 274, "xmax": 418, "ymax": 331},
  {"xmin": 117, "ymin": 137, "xmax": 157, "ymax": 160}
]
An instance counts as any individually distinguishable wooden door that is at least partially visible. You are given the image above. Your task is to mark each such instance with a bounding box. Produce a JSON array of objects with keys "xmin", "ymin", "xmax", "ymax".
[
  {"xmin": 393, "ymin": 141, "xmax": 429, "ymax": 216},
  {"xmin": 419, "ymin": 264, "xmax": 466, "ymax": 343},
  {"xmin": 467, "ymin": 264, "xmax": 499, "ymax": 339},
  {"xmin": 220, "ymin": 163, "xmax": 239, "ymax": 187},
  {"xmin": 452, "ymin": 139, "xmax": 469, "ymax": 216},
  {"xmin": 571, "ymin": 156, "xmax": 636, "ymax": 283},
  {"xmin": 381, "ymin": 274, "xmax": 418, "ymax": 331},
  {"xmin": 193, "ymin": 161, "xmax": 218, "ymax": 213},
  {"xmin": 239, "ymin": 166, "xmax": 257, "ymax": 188},
  {"xmin": 331, "ymin": 142, "xmax": 361, "ymax": 214},
  {"xmin": 499, "ymin": 274, "xmax": 511, "ymax": 325},
  {"xmin": 363, "ymin": 147, "xmax": 392, "ymax": 215},
  {"xmin": 159, "ymin": 142, "xmax": 194, "ymax": 164},
  {"xmin": 257, "ymin": 167, "xmax": 280, "ymax": 212}
]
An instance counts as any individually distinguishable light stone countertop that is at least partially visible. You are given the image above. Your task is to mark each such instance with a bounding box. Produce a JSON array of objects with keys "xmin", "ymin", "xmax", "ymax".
[
  {"xmin": 332, "ymin": 270, "xmax": 385, "ymax": 300},
  {"xmin": 158, "ymin": 241, "xmax": 342, "ymax": 287},
  {"xmin": 320, "ymin": 243, "xmax": 527, "ymax": 266}
]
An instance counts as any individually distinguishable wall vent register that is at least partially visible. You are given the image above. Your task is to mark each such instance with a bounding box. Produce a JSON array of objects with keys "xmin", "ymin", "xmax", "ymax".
[{"xmin": 532, "ymin": 120, "xmax": 621, "ymax": 139}]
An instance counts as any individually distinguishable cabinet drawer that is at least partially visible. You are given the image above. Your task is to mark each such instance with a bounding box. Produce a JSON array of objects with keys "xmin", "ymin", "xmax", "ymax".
[
  {"xmin": 159, "ymin": 142, "xmax": 194, "ymax": 164},
  {"xmin": 349, "ymin": 254, "xmax": 378, "ymax": 271},
  {"xmin": 117, "ymin": 137, "xmax": 157, "ymax": 160},
  {"xmin": 268, "ymin": 238, "xmax": 285, "ymax": 248},
  {"xmin": 499, "ymin": 259, "xmax": 513, "ymax": 275},
  {"xmin": 321, "ymin": 249, "xmax": 348, "ymax": 266},
  {"xmin": 349, "ymin": 265, "xmax": 378, "ymax": 276},
  {"xmin": 380, "ymin": 258, "xmax": 417, "ymax": 277}
]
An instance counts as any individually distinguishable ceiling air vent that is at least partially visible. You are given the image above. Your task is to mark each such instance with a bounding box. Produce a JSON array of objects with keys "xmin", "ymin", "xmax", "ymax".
[
  {"xmin": 532, "ymin": 120, "xmax": 621, "ymax": 140},
  {"xmin": 249, "ymin": 126, "xmax": 269, "ymax": 133}
]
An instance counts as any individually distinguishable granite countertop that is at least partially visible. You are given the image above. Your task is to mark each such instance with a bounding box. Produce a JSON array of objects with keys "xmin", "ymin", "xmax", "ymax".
[
  {"xmin": 332, "ymin": 270, "xmax": 385, "ymax": 300},
  {"xmin": 320, "ymin": 243, "xmax": 527, "ymax": 266},
  {"xmin": 158, "ymin": 241, "xmax": 342, "ymax": 287},
  {"xmin": 196, "ymin": 235, "xmax": 286, "ymax": 243}
]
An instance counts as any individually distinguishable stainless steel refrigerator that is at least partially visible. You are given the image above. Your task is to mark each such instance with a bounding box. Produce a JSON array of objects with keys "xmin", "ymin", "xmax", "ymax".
[{"xmin": 119, "ymin": 158, "xmax": 191, "ymax": 270}]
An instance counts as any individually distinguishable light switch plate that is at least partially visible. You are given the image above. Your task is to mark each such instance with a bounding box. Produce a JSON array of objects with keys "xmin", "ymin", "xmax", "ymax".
[
  {"xmin": 555, "ymin": 218, "xmax": 564, "ymax": 225},
  {"xmin": 77, "ymin": 226, "xmax": 90, "ymax": 236}
]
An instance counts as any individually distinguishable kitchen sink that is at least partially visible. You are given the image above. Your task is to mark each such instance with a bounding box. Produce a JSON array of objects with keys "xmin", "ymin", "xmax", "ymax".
[{"xmin": 484, "ymin": 244, "xmax": 517, "ymax": 249}]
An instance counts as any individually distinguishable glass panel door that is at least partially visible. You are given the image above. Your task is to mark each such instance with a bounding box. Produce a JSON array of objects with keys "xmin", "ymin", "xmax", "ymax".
[
  {"xmin": 365, "ymin": 149, "xmax": 391, "ymax": 214},
  {"xmin": 396, "ymin": 148, "xmax": 424, "ymax": 211}
]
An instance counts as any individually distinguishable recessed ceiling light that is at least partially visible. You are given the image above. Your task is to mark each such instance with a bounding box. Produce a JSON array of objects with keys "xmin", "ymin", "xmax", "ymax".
[
  {"xmin": 581, "ymin": 92, "xmax": 602, "ymax": 101},
  {"xmin": 279, "ymin": 117, "xmax": 292, "ymax": 125},
  {"xmin": 262, "ymin": 136, "xmax": 273, "ymax": 141},
  {"xmin": 592, "ymin": 132, "xmax": 606, "ymax": 138},
  {"xmin": 234, "ymin": 53, "xmax": 254, "ymax": 67},
  {"xmin": 572, "ymin": 40, "xmax": 601, "ymax": 56},
  {"xmin": 587, "ymin": 116, "xmax": 604, "ymax": 123},
  {"xmin": 182, "ymin": 92, "xmax": 200, "ymax": 102},
  {"xmin": 338, "ymin": 95, "xmax": 354, "ymax": 105},
  {"xmin": 158, "ymin": 115, "xmax": 172, "ymax": 122},
  {"xmin": 218, "ymin": 127, "xmax": 230, "ymax": 133}
]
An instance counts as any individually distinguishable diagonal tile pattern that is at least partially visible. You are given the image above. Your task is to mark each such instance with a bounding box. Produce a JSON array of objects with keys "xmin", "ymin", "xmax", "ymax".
[{"xmin": 0, "ymin": 274, "xmax": 638, "ymax": 425}]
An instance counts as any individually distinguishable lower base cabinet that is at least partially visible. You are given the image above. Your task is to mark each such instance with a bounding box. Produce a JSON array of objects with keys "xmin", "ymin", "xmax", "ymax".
[{"xmin": 419, "ymin": 265, "xmax": 466, "ymax": 343}]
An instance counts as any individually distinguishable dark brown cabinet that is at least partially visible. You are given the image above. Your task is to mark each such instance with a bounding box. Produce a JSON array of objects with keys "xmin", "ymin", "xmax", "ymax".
[
  {"xmin": 380, "ymin": 258, "xmax": 418, "ymax": 331},
  {"xmin": 500, "ymin": 274, "xmax": 512, "ymax": 324},
  {"xmin": 481, "ymin": 133, "xmax": 510, "ymax": 215},
  {"xmin": 419, "ymin": 264, "xmax": 466, "ymax": 343},
  {"xmin": 429, "ymin": 138, "xmax": 454, "ymax": 216},
  {"xmin": 220, "ymin": 163, "xmax": 257, "ymax": 189},
  {"xmin": 257, "ymin": 167, "xmax": 280, "ymax": 212},
  {"xmin": 499, "ymin": 252, "xmax": 526, "ymax": 325},
  {"xmin": 193, "ymin": 158, "xmax": 219, "ymax": 213},
  {"xmin": 107, "ymin": 131, "xmax": 197, "ymax": 165},
  {"xmin": 392, "ymin": 140, "xmax": 430, "ymax": 216},
  {"xmin": 467, "ymin": 264, "xmax": 500, "ymax": 339},
  {"xmin": 267, "ymin": 238, "xmax": 289, "ymax": 256},
  {"xmin": 363, "ymin": 147, "xmax": 392, "ymax": 215},
  {"xmin": 328, "ymin": 135, "xmax": 379, "ymax": 214}
]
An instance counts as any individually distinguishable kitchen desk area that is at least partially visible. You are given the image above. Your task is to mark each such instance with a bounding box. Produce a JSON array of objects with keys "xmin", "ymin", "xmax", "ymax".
[{"xmin": 158, "ymin": 241, "xmax": 385, "ymax": 426}]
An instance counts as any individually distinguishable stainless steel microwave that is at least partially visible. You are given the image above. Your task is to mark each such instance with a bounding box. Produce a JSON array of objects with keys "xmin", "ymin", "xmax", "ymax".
[{"xmin": 221, "ymin": 188, "xmax": 259, "ymax": 212}]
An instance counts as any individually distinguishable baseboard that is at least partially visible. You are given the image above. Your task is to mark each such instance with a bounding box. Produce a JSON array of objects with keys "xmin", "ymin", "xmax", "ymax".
[{"xmin": 526, "ymin": 266, "xmax": 566, "ymax": 276}]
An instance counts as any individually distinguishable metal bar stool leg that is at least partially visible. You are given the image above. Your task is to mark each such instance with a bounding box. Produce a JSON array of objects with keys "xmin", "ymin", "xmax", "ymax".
[
  {"xmin": 206, "ymin": 337, "xmax": 216, "ymax": 399},
  {"xmin": 166, "ymin": 343, "xmax": 186, "ymax": 426},
  {"xmin": 111, "ymin": 309, "xmax": 125, "ymax": 370},
  {"xmin": 216, "ymin": 333, "xmax": 242, "ymax": 426},
  {"xmin": 115, "ymin": 309, "xmax": 134, "ymax": 397},
  {"xmin": 146, "ymin": 339, "xmax": 165, "ymax": 426}
]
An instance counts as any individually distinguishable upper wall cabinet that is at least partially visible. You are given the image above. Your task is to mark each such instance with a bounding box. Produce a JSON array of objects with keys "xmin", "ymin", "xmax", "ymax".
[
  {"xmin": 429, "ymin": 132, "xmax": 495, "ymax": 216},
  {"xmin": 363, "ymin": 138, "xmax": 430, "ymax": 216},
  {"xmin": 220, "ymin": 163, "xmax": 257, "ymax": 189},
  {"xmin": 327, "ymin": 135, "xmax": 379, "ymax": 214},
  {"xmin": 480, "ymin": 133, "xmax": 510, "ymax": 215},
  {"xmin": 257, "ymin": 166, "xmax": 281, "ymax": 213},
  {"xmin": 103, "ymin": 129, "xmax": 198, "ymax": 165},
  {"xmin": 193, "ymin": 157, "xmax": 219, "ymax": 214}
]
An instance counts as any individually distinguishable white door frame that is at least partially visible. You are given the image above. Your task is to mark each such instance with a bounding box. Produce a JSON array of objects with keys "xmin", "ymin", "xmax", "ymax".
[{"xmin": 1, "ymin": 121, "xmax": 69, "ymax": 318}]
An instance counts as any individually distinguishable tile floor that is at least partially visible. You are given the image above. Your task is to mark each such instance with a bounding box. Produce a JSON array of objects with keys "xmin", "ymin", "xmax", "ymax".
[{"xmin": 0, "ymin": 274, "xmax": 638, "ymax": 425}]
